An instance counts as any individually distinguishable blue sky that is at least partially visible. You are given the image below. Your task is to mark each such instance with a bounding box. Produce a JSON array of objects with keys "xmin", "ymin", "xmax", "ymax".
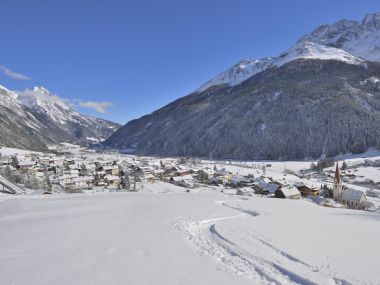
[{"xmin": 1, "ymin": 0, "xmax": 380, "ymax": 124}]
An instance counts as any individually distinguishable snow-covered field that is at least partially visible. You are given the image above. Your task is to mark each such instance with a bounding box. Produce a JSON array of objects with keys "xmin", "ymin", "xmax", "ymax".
[{"xmin": 1, "ymin": 184, "xmax": 379, "ymax": 285}]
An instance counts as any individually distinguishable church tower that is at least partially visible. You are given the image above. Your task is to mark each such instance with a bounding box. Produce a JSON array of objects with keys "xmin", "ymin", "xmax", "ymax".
[{"xmin": 333, "ymin": 162, "xmax": 343, "ymax": 201}]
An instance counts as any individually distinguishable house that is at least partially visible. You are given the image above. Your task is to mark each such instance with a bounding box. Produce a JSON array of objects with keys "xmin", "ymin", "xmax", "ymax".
[
  {"xmin": 275, "ymin": 186, "xmax": 301, "ymax": 199},
  {"xmin": 38, "ymin": 156, "xmax": 53, "ymax": 165},
  {"xmin": 214, "ymin": 169, "xmax": 232, "ymax": 179},
  {"xmin": 169, "ymin": 174, "xmax": 197, "ymax": 188},
  {"xmin": 366, "ymin": 189, "xmax": 380, "ymax": 198},
  {"xmin": 254, "ymin": 177, "xmax": 271, "ymax": 190},
  {"xmin": 144, "ymin": 174, "xmax": 156, "ymax": 183},
  {"xmin": 263, "ymin": 182, "xmax": 281, "ymax": 195},
  {"xmin": 59, "ymin": 174, "xmax": 77, "ymax": 187},
  {"xmin": 175, "ymin": 169, "xmax": 193, "ymax": 176},
  {"xmin": 18, "ymin": 160, "xmax": 35, "ymax": 171},
  {"xmin": 104, "ymin": 175, "xmax": 120, "ymax": 187},
  {"xmin": 72, "ymin": 176, "xmax": 94, "ymax": 190},
  {"xmin": 230, "ymin": 175, "xmax": 254, "ymax": 187},
  {"xmin": 96, "ymin": 170, "xmax": 106, "ymax": 180},
  {"xmin": 296, "ymin": 183, "xmax": 320, "ymax": 196},
  {"xmin": 341, "ymin": 189, "xmax": 367, "ymax": 210}
]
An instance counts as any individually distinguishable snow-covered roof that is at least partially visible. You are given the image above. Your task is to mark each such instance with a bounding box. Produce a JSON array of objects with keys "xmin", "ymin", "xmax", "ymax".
[
  {"xmin": 18, "ymin": 161, "xmax": 35, "ymax": 167},
  {"xmin": 170, "ymin": 175, "xmax": 194, "ymax": 182},
  {"xmin": 231, "ymin": 175, "xmax": 252, "ymax": 184},
  {"xmin": 103, "ymin": 166, "xmax": 118, "ymax": 170},
  {"xmin": 264, "ymin": 183, "xmax": 281, "ymax": 193},
  {"xmin": 104, "ymin": 175, "xmax": 120, "ymax": 181},
  {"xmin": 278, "ymin": 187, "xmax": 301, "ymax": 197},
  {"xmin": 73, "ymin": 176, "xmax": 93, "ymax": 183}
]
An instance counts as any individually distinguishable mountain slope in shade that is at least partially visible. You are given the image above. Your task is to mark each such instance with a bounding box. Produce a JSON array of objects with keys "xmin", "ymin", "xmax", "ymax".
[{"xmin": 104, "ymin": 59, "xmax": 380, "ymax": 159}]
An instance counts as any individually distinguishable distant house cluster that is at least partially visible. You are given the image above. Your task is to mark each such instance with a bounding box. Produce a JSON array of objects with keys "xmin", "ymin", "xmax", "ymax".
[{"xmin": 0, "ymin": 144, "xmax": 378, "ymax": 212}]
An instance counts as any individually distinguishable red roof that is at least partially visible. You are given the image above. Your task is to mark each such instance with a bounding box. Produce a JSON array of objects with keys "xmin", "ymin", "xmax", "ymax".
[{"xmin": 334, "ymin": 162, "xmax": 340, "ymax": 183}]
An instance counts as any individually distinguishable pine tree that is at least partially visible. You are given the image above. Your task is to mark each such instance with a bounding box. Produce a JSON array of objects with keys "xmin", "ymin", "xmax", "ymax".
[
  {"xmin": 11, "ymin": 156, "xmax": 19, "ymax": 168},
  {"xmin": 122, "ymin": 173, "xmax": 130, "ymax": 190},
  {"xmin": 25, "ymin": 173, "xmax": 40, "ymax": 190},
  {"xmin": 44, "ymin": 172, "xmax": 52, "ymax": 193},
  {"xmin": 4, "ymin": 165, "xmax": 13, "ymax": 180}
]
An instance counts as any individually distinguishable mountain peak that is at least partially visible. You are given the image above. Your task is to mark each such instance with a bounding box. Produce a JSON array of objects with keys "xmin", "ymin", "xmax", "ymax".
[
  {"xmin": 362, "ymin": 12, "xmax": 380, "ymax": 27},
  {"xmin": 277, "ymin": 41, "xmax": 362, "ymax": 66},
  {"xmin": 32, "ymin": 86, "xmax": 52, "ymax": 96}
]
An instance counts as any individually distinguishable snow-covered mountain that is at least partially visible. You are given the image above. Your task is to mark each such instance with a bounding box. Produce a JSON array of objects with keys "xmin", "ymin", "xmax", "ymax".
[
  {"xmin": 197, "ymin": 57, "xmax": 274, "ymax": 92},
  {"xmin": 300, "ymin": 13, "xmax": 380, "ymax": 62},
  {"xmin": 0, "ymin": 84, "xmax": 120, "ymax": 150},
  {"xmin": 17, "ymin": 86, "xmax": 80, "ymax": 125},
  {"xmin": 0, "ymin": 85, "xmax": 28, "ymax": 115},
  {"xmin": 105, "ymin": 12, "xmax": 380, "ymax": 159},
  {"xmin": 197, "ymin": 41, "xmax": 363, "ymax": 92},
  {"xmin": 16, "ymin": 86, "xmax": 120, "ymax": 143},
  {"xmin": 197, "ymin": 13, "xmax": 380, "ymax": 92}
]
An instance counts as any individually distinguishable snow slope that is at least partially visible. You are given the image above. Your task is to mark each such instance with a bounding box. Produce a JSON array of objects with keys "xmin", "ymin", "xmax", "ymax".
[
  {"xmin": 0, "ymin": 187, "xmax": 379, "ymax": 285},
  {"xmin": 300, "ymin": 13, "xmax": 380, "ymax": 62},
  {"xmin": 16, "ymin": 86, "xmax": 118, "ymax": 132},
  {"xmin": 17, "ymin": 86, "xmax": 76, "ymax": 125},
  {"xmin": 0, "ymin": 85, "xmax": 33, "ymax": 117},
  {"xmin": 196, "ymin": 42, "xmax": 362, "ymax": 92}
]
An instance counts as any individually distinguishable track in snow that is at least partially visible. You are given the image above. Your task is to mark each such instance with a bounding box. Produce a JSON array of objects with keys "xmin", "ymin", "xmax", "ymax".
[{"xmin": 172, "ymin": 200, "xmax": 353, "ymax": 285}]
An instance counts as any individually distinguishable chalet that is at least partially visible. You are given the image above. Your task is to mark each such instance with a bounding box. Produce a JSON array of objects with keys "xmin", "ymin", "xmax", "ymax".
[
  {"xmin": 214, "ymin": 169, "xmax": 232, "ymax": 179},
  {"xmin": 72, "ymin": 176, "xmax": 94, "ymax": 190},
  {"xmin": 59, "ymin": 174, "xmax": 77, "ymax": 187},
  {"xmin": 38, "ymin": 156, "xmax": 57, "ymax": 166},
  {"xmin": 18, "ymin": 160, "xmax": 35, "ymax": 171},
  {"xmin": 366, "ymin": 189, "xmax": 380, "ymax": 198},
  {"xmin": 96, "ymin": 170, "xmax": 106, "ymax": 179},
  {"xmin": 254, "ymin": 177, "xmax": 271, "ymax": 190},
  {"xmin": 263, "ymin": 182, "xmax": 281, "ymax": 195},
  {"xmin": 169, "ymin": 174, "xmax": 196, "ymax": 188},
  {"xmin": 153, "ymin": 169, "xmax": 165, "ymax": 177},
  {"xmin": 103, "ymin": 165, "xmax": 119, "ymax": 176},
  {"xmin": 104, "ymin": 175, "xmax": 120, "ymax": 187},
  {"xmin": 230, "ymin": 175, "xmax": 254, "ymax": 187},
  {"xmin": 175, "ymin": 169, "xmax": 194, "ymax": 176},
  {"xmin": 144, "ymin": 174, "xmax": 156, "ymax": 183},
  {"xmin": 296, "ymin": 183, "xmax": 320, "ymax": 196},
  {"xmin": 274, "ymin": 186, "xmax": 301, "ymax": 199}
]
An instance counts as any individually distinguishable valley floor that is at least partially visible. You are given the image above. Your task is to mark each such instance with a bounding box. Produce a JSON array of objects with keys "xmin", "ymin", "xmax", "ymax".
[{"xmin": 0, "ymin": 184, "xmax": 379, "ymax": 285}]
